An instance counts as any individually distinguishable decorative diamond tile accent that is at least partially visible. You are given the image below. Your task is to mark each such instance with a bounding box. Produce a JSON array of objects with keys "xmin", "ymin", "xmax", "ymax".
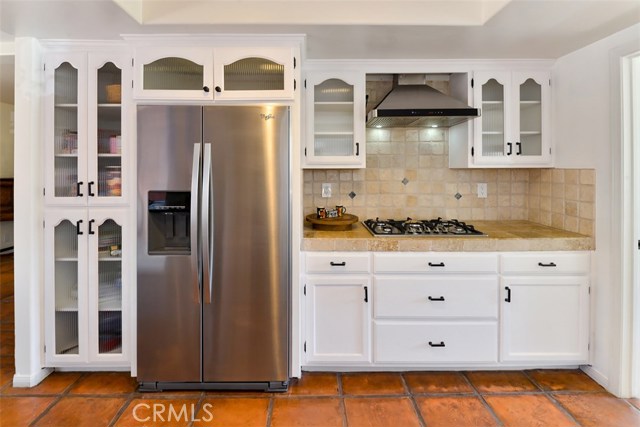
[
  {"xmin": 455, "ymin": 192, "xmax": 462, "ymax": 200},
  {"xmin": 348, "ymin": 191, "xmax": 357, "ymax": 199},
  {"xmin": 401, "ymin": 178, "xmax": 409, "ymax": 186}
]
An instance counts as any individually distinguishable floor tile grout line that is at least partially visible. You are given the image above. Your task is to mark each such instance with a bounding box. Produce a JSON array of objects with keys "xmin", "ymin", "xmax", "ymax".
[
  {"xmin": 107, "ymin": 393, "xmax": 136, "ymax": 427},
  {"xmin": 339, "ymin": 396, "xmax": 348, "ymax": 427},
  {"xmin": 337, "ymin": 372, "xmax": 344, "ymax": 397},
  {"xmin": 27, "ymin": 394, "xmax": 65, "ymax": 427},
  {"xmin": 401, "ymin": 373, "xmax": 427, "ymax": 427},
  {"xmin": 265, "ymin": 395, "xmax": 275, "ymax": 427},
  {"xmin": 461, "ymin": 370, "xmax": 505, "ymax": 427},
  {"xmin": 544, "ymin": 391, "xmax": 584, "ymax": 427}
]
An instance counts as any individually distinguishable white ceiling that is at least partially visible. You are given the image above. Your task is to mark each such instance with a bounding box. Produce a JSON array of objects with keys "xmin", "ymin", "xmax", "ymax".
[{"xmin": 0, "ymin": 0, "xmax": 638, "ymax": 60}]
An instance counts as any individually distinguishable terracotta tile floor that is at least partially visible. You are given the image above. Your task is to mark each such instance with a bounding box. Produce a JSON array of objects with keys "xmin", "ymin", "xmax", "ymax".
[{"xmin": 2, "ymin": 254, "xmax": 640, "ymax": 426}]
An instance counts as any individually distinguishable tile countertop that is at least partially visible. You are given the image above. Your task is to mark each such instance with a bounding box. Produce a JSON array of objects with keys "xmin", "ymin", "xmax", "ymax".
[{"xmin": 302, "ymin": 220, "xmax": 594, "ymax": 252}]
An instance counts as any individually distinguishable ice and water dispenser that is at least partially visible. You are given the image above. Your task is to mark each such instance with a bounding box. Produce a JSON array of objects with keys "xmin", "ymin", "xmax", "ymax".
[{"xmin": 147, "ymin": 191, "xmax": 191, "ymax": 255}]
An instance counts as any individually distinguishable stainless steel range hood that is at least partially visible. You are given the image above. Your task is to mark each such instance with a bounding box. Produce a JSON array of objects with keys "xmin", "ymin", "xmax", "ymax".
[{"xmin": 366, "ymin": 75, "xmax": 480, "ymax": 128}]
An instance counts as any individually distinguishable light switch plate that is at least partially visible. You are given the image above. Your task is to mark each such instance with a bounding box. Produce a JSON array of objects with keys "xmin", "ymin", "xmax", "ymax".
[
  {"xmin": 321, "ymin": 183, "xmax": 332, "ymax": 198},
  {"xmin": 477, "ymin": 183, "xmax": 488, "ymax": 198}
]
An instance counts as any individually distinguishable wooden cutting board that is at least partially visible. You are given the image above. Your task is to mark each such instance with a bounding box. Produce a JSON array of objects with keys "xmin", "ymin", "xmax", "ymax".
[{"xmin": 305, "ymin": 213, "xmax": 359, "ymax": 231}]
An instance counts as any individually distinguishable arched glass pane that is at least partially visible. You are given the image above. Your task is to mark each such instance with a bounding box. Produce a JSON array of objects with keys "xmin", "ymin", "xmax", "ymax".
[
  {"xmin": 143, "ymin": 57, "xmax": 204, "ymax": 90},
  {"xmin": 314, "ymin": 79, "xmax": 354, "ymax": 156},
  {"xmin": 97, "ymin": 62, "xmax": 123, "ymax": 197},
  {"xmin": 224, "ymin": 57, "xmax": 284, "ymax": 91},
  {"xmin": 54, "ymin": 220, "xmax": 79, "ymax": 354},
  {"xmin": 54, "ymin": 62, "xmax": 79, "ymax": 197},
  {"xmin": 481, "ymin": 78, "xmax": 505, "ymax": 157},
  {"xmin": 98, "ymin": 219, "xmax": 122, "ymax": 354}
]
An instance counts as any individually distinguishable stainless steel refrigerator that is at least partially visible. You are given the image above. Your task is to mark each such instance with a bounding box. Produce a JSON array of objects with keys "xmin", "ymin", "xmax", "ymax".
[{"xmin": 136, "ymin": 105, "xmax": 290, "ymax": 391}]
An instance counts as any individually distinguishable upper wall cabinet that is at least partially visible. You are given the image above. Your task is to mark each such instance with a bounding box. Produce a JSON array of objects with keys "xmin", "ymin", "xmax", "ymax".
[
  {"xmin": 134, "ymin": 47, "xmax": 295, "ymax": 101},
  {"xmin": 45, "ymin": 52, "xmax": 130, "ymax": 206},
  {"xmin": 303, "ymin": 72, "xmax": 366, "ymax": 169},
  {"xmin": 472, "ymin": 71, "xmax": 551, "ymax": 167}
]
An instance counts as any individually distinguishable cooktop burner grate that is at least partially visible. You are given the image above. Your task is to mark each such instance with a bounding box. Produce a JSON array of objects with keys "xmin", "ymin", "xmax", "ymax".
[{"xmin": 362, "ymin": 217, "xmax": 486, "ymax": 237}]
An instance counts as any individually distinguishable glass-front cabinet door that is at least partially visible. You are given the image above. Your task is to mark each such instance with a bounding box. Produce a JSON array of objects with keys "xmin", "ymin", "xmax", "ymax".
[
  {"xmin": 304, "ymin": 72, "xmax": 366, "ymax": 168},
  {"xmin": 45, "ymin": 54, "xmax": 88, "ymax": 206},
  {"xmin": 512, "ymin": 71, "xmax": 551, "ymax": 164},
  {"xmin": 134, "ymin": 48, "xmax": 213, "ymax": 100},
  {"xmin": 213, "ymin": 47, "xmax": 295, "ymax": 100},
  {"xmin": 472, "ymin": 71, "xmax": 511, "ymax": 166},
  {"xmin": 88, "ymin": 210, "xmax": 128, "ymax": 363},
  {"xmin": 45, "ymin": 211, "xmax": 88, "ymax": 365}
]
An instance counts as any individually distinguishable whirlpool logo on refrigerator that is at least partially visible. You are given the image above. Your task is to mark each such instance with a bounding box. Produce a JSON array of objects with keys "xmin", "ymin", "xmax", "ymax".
[{"xmin": 260, "ymin": 113, "xmax": 275, "ymax": 121}]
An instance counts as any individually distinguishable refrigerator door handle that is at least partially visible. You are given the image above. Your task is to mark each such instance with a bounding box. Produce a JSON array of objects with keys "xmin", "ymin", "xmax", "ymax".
[
  {"xmin": 191, "ymin": 143, "xmax": 202, "ymax": 304},
  {"xmin": 202, "ymin": 143, "xmax": 213, "ymax": 304}
]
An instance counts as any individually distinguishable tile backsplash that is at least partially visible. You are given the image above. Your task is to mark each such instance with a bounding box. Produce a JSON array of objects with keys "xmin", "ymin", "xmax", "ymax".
[{"xmin": 304, "ymin": 127, "xmax": 596, "ymax": 237}]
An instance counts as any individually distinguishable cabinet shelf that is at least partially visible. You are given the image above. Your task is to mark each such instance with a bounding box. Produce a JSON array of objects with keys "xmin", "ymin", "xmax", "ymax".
[
  {"xmin": 482, "ymin": 131, "xmax": 505, "ymax": 135},
  {"xmin": 55, "ymin": 307, "xmax": 79, "ymax": 312},
  {"xmin": 55, "ymin": 104, "xmax": 78, "ymax": 108},
  {"xmin": 482, "ymin": 101, "xmax": 504, "ymax": 105},
  {"xmin": 97, "ymin": 154, "xmax": 121, "ymax": 158},
  {"xmin": 98, "ymin": 256, "xmax": 122, "ymax": 262},
  {"xmin": 520, "ymin": 100, "xmax": 541, "ymax": 105},
  {"xmin": 97, "ymin": 104, "xmax": 121, "ymax": 108},
  {"xmin": 56, "ymin": 257, "xmax": 79, "ymax": 262},
  {"xmin": 55, "ymin": 154, "xmax": 79, "ymax": 158},
  {"xmin": 98, "ymin": 303, "xmax": 122, "ymax": 311},
  {"xmin": 315, "ymin": 101, "xmax": 354, "ymax": 106},
  {"xmin": 520, "ymin": 131, "xmax": 542, "ymax": 135},
  {"xmin": 314, "ymin": 131, "xmax": 355, "ymax": 136}
]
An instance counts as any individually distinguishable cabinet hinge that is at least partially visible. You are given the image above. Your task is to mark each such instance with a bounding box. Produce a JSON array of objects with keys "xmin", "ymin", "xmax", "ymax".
[
  {"xmin": 471, "ymin": 147, "xmax": 475, "ymax": 157},
  {"xmin": 471, "ymin": 78, "xmax": 474, "ymax": 88},
  {"xmin": 132, "ymin": 80, "xmax": 134, "ymax": 89},
  {"xmin": 303, "ymin": 341, "xmax": 306, "ymax": 352},
  {"xmin": 588, "ymin": 286, "xmax": 591, "ymax": 295},
  {"xmin": 294, "ymin": 79, "xmax": 297, "ymax": 91},
  {"xmin": 549, "ymin": 147, "xmax": 552, "ymax": 155},
  {"xmin": 293, "ymin": 57, "xmax": 296, "ymax": 69},
  {"xmin": 549, "ymin": 78, "xmax": 551, "ymax": 86},
  {"xmin": 304, "ymin": 147, "xmax": 307, "ymax": 157},
  {"xmin": 43, "ymin": 187, "xmax": 45, "ymax": 196},
  {"xmin": 303, "ymin": 285, "xmax": 306, "ymax": 295},
  {"xmin": 588, "ymin": 342, "xmax": 590, "ymax": 351},
  {"xmin": 637, "ymin": 240, "xmax": 640, "ymax": 250},
  {"xmin": 304, "ymin": 79, "xmax": 307, "ymax": 89},
  {"xmin": 43, "ymin": 63, "xmax": 46, "ymax": 71},
  {"xmin": 132, "ymin": 58, "xmax": 134, "ymax": 67},
  {"xmin": 43, "ymin": 220, "xmax": 45, "ymax": 229},
  {"xmin": 44, "ymin": 345, "xmax": 46, "ymax": 353}
]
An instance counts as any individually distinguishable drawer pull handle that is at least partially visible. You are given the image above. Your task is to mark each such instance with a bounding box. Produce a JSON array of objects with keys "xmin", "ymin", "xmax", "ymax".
[
  {"xmin": 428, "ymin": 296, "xmax": 445, "ymax": 302},
  {"xmin": 505, "ymin": 286, "xmax": 512, "ymax": 303},
  {"xmin": 538, "ymin": 262, "xmax": 557, "ymax": 267},
  {"xmin": 428, "ymin": 262, "xmax": 445, "ymax": 267},
  {"xmin": 330, "ymin": 261, "xmax": 346, "ymax": 266},
  {"xmin": 428, "ymin": 341, "xmax": 445, "ymax": 347}
]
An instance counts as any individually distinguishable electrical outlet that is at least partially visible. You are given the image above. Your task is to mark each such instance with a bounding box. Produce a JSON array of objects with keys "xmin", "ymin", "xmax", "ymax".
[
  {"xmin": 477, "ymin": 183, "xmax": 488, "ymax": 199},
  {"xmin": 321, "ymin": 183, "xmax": 332, "ymax": 198}
]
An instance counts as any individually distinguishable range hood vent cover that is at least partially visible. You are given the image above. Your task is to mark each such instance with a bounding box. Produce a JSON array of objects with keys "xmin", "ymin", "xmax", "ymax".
[{"xmin": 366, "ymin": 81, "xmax": 480, "ymax": 128}]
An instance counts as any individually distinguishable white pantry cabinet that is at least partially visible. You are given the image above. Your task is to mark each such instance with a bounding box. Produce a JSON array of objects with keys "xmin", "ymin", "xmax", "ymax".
[
  {"xmin": 44, "ymin": 52, "xmax": 130, "ymax": 206},
  {"xmin": 500, "ymin": 252, "xmax": 590, "ymax": 363},
  {"xmin": 303, "ymin": 253, "xmax": 371, "ymax": 364},
  {"xmin": 472, "ymin": 71, "xmax": 551, "ymax": 167},
  {"xmin": 303, "ymin": 72, "xmax": 366, "ymax": 168},
  {"xmin": 134, "ymin": 47, "xmax": 296, "ymax": 101},
  {"xmin": 44, "ymin": 209, "xmax": 130, "ymax": 367}
]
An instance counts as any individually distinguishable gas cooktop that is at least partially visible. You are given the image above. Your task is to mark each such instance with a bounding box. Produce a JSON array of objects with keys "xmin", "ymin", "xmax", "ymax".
[{"xmin": 362, "ymin": 217, "xmax": 486, "ymax": 237}]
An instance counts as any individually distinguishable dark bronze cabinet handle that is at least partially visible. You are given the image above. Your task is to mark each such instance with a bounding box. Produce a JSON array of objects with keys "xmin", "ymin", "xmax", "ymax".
[
  {"xmin": 538, "ymin": 262, "xmax": 557, "ymax": 267},
  {"xmin": 428, "ymin": 262, "xmax": 445, "ymax": 267},
  {"xmin": 428, "ymin": 296, "xmax": 445, "ymax": 302},
  {"xmin": 428, "ymin": 341, "xmax": 445, "ymax": 347},
  {"xmin": 88, "ymin": 219, "xmax": 95, "ymax": 235},
  {"xmin": 507, "ymin": 142, "xmax": 513, "ymax": 155},
  {"xmin": 330, "ymin": 261, "xmax": 346, "ymax": 266},
  {"xmin": 88, "ymin": 181, "xmax": 95, "ymax": 197},
  {"xmin": 516, "ymin": 142, "xmax": 522, "ymax": 155},
  {"xmin": 76, "ymin": 220, "xmax": 83, "ymax": 235},
  {"xmin": 505, "ymin": 286, "xmax": 511, "ymax": 303},
  {"xmin": 355, "ymin": 142, "xmax": 360, "ymax": 156},
  {"xmin": 364, "ymin": 286, "xmax": 368, "ymax": 303},
  {"xmin": 215, "ymin": 86, "xmax": 222, "ymax": 93},
  {"xmin": 203, "ymin": 86, "xmax": 210, "ymax": 93},
  {"xmin": 76, "ymin": 181, "xmax": 83, "ymax": 197}
]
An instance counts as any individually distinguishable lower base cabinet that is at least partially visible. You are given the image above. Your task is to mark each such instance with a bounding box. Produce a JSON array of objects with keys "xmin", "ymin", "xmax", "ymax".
[
  {"xmin": 304, "ymin": 276, "xmax": 371, "ymax": 364},
  {"xmin": 501, "ymin": 276, "xmax": 590, "ymax": 363}
]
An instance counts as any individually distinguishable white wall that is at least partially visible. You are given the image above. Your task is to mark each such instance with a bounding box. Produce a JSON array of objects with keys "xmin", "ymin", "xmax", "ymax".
[{"xmin": 553, "ymin": 23, "xmax": 640, "ymax": 394}]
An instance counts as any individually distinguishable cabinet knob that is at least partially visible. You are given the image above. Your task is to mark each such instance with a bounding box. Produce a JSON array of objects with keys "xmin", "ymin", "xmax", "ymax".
[
  {"xmin": 203, "ymin": 86, "xmax": 210, "ymax": 93},
  {"xmin": 215, "ymin": 86, "xmax": 222, "ymax": 93}
]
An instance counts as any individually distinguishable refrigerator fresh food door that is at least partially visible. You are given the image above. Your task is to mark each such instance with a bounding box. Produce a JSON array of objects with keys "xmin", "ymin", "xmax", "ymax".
[
  {"xmin": 136, "ymin": 105, "xmax": 202, "ymax": 383},
  {"xmin": 202, "ymin": 106, "xmax": 290, "ymax": 383}
]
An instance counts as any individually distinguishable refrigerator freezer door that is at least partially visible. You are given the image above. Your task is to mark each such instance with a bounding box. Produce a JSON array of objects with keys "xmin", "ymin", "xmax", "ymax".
[
  {"xmin": 137, "ymin": 105, "xmax": 203, "ymax": 383},
  {"xmin": 202, "ymin": 106, "xmax": 290, "ymax": 383}
]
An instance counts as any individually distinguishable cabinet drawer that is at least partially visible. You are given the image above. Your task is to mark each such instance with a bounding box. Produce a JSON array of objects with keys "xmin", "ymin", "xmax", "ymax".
[
  {"xmin": 305, "ymin": 252, "xmax": 371, "ymax": 274},
  {"xmin": 374, "ymin": 277, "xmax": 498, "ymax": 319},
  {"xmin": 501, "ymin": 252, "xmax": 590, "ymax": 275},
  {"xmin": 374, "ymin": 253, "xmax": 498, "ymax": 274},
  {"xmin": 374, "ymin": 321, "xmax": 498, "ymax": 363}
]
